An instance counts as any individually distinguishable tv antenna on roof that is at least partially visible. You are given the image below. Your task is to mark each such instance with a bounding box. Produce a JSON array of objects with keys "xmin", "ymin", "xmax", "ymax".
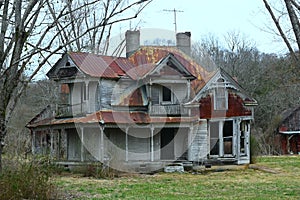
[{"xmin": 163, "ymin": 8, "xmax": 184, "ymax": 33}]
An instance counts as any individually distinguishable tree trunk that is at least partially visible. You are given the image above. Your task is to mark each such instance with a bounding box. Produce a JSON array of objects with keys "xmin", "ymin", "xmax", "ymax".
[
  {"xmin": 0, "ymin": 117, "xmax": 6, "ymax": 173},
  {"xmin": 285, "ymin": 0, "xmax": 300, "ymax": 53}
]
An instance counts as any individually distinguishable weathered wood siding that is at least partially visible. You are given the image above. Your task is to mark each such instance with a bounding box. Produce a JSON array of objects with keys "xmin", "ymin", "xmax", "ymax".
[
  {"xmin": 174, "ymin": 128, "xmax": 188, "ymax": 160},
  {"xmin": 173, "ymin": 83, "xmax": 187, "ymax": 103},
  {"xmin": 200, "ymin": 92, "xmax": 252, "ymax": 119},
  {"xmin": 280, "ymin": 107, "xmax": 300, "ymax": 131},
  {"xmin": 70, "ymin": 83, "xmax": 86, "ymax": 115},
  {"xmin": 82, "ymin": 128, "xmax": 101, "ymax": 161},
  {"xmin": 105, "ymin": 128, "xmax": 126, "ymax": 162},
  {"xmin": 59, "ymin": 129, "xmax": 68, "ymax": 160},
  {"xmin": 67, "ymin": 129, "xmax": 81, "ymax": 161},
  {"xmin": 188, "ymin": 121, "xmax": 208, "ymax": 161},
  {"xmin": 87, "ymin": 82, "xmax": 98, "ymax": 113},
  {"xmin": 150, "ymin": 105, "xmax": 188, "ymax": 115},
  {"xmin": 128, "ymin": 128, "xmax": 151, "ymax": 161},
  {"xmin": 99, "ymin": 79, "xmax": 116, "ymax": 110}
]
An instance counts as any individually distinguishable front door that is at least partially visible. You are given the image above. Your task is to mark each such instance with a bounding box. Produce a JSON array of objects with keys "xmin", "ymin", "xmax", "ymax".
[{"xmin": 161, "ymin": 128, "xmax": 175, "ymax": 160}]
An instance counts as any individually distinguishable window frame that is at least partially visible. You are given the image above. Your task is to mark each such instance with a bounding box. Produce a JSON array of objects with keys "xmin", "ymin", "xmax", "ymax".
[
  {"xmin": 161, "ymin": 85, "xmax": 173, "ymax": 105},
  {"xmin": 213, "ymin": 78, "xmax": 228, "ymax": 110}
]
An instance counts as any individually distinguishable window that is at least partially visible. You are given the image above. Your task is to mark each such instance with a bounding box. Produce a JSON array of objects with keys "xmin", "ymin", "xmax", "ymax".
[
  {"xmin": 162, "ymin": 86, "xmax": 172, "ymax": 102},
  {"xmin": 81, "ymin": 82, "xmax": 88, "ymax": 101},
  {"xmin": 214, "ymin": 78, "xmax": 227, "ymax": 110}
]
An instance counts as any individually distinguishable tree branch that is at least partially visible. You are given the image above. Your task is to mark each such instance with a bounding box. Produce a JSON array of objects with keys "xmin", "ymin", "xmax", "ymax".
[{"xmin": 263, "ymin": 0, "xmax": 298, "ymax": 61}]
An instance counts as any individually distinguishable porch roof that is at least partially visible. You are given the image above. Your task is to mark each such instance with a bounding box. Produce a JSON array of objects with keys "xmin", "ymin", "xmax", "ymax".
[
  {"xmin": 27, "ymin": 110, "xmax": 199, "ymax": 128},
  {"xmin": 279, "ymin": 131, "xmax": 300, "ymax": 135}
]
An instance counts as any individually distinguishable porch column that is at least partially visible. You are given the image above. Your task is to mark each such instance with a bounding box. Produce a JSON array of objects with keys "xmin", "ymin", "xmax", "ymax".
[
  {"xmin": 80, "ymin": 127, "xmax": 84, "ymax": 162},
  {"xmin": 236, "ymin": 120, "xmax": 241, "ymax": 158},
  {"xmin": 85, "ymin": 81, "xmax": 89, "ymax": 112},
  {"xmin": 246, "ymin": 122, "xmax": 250, "ymax": 158},
  {"xmin": 232, "ymin": 119, "xmax": 238, "ymax": 157},
  {"xmin": 100, "ymin": 126, "xmax": 104, "ymax": 162},
  {"xmin": 219, "ymin": 121, "xmax": 224, "ymax": 157},
  {"xmin": 31, "ymin": 130, "xmax": 36, "ymax": 154},
  {"xmin": 50, "ymin": 129, "xmax": 54, "ymax": 158},
  {"xmin": 125, "ymin": 127, "xmax": 129, "ymax": 162},
  {"xmin": 187, "ymin": 79, "xmax": 191, "ymax": 99},
  {"xmin": 150, "ymin": 126, "xmax": 154, "ymax": 161},
  {"xmin": 40, "ymin": 131, "xmax": 44, "ymax": 154},
  {"xmin": 188, "ymin": 125, "xmax": 194, "ymax": 161},
  {"xmin": 61, "ymin": 128, "xmax": 67, "ymax": 160}
]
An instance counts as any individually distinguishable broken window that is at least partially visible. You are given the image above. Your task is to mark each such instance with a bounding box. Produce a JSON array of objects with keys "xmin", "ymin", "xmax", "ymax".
[
  {"xmin": 223, "ymin": 121, "xmax": 233, "ymax": 155},
  {"xmin": 162, "ymin": 86, "xmax": 172, "ymax": 102},
  {"xmin": 209, "ymin": 121, "xmax": 219, "ymax": 156}
]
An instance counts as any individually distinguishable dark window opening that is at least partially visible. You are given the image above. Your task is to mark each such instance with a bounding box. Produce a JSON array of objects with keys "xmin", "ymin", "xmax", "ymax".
[
  {"xmin": 162, "ymin": 86, "xmax": 172, "ymax": 102},
  {"xmin": 210, "ymin": 121, "xmax": 219, "ymax": 155},
  {"xmin": 82, "ymin": 83, "xmax": 88, "ymax": 101},
  {"xmin": 223, "ymin": 121, "xmax": 233, "ymax": 155}
]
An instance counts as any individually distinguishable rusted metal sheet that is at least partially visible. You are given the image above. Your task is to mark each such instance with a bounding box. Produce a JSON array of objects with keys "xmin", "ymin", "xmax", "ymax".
[
  {"xmin": 277, "ymin": 106, "xmax": 300, "ymax": 154},
  {"xmin": 199, "ymin": 92, "xmax": 252, "ymax": 119},
  {"xmin": 128, "ymin": 46, "xmax": 213, "ymax": 93},
  {"xmin": 28, "ymin": 109, "xmax": 199, "ymax": 128}
]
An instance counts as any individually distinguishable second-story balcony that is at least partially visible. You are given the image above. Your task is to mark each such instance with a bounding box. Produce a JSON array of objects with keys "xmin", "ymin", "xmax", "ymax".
[
  {"xmin": 56, "ymin": 102, "xmax": 88, "ymax": 118},
  {"xmin": 150, "ymin": 104, "xmax": 188, "ymax": 116}
]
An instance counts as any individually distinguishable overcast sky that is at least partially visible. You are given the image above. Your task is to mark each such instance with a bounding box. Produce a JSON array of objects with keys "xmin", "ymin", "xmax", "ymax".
[{"xmin": 127, "ymin": 0, "xmax": 287, "ymax": 54}]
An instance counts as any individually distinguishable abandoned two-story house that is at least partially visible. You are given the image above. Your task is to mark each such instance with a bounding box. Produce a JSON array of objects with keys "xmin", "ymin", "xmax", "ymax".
[{"xmin": 27, "ymin": 30, "xmax": 257, "ymax": 172}]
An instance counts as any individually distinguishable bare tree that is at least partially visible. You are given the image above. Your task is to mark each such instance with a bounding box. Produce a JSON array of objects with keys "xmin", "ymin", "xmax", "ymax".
[
  {"xmin": 262, "ymin": 0, "xmax": 300, "ymax": 64},
  {"xmin": 0, "ymin": 0, "xmax": 152, "ymax": 172}
]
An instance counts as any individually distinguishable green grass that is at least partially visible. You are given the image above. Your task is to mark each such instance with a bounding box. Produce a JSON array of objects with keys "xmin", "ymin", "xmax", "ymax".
[{"xmin": 55, "ymin": 156, "xmax": 300, "ymax": 199}]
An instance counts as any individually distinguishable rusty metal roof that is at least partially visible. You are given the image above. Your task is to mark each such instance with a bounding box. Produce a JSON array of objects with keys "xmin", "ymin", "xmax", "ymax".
[
  {"xmin": 27, "ymin": 110, "xmax": 198, "ymax": 128},
  {"xmin": 68, "ymin": 47, "xmax": 213, "ymax": 94},
  {"xmin": 128, "ymin": 46, "xmax": 213, "ymax": 93},
  {"xmin": 69, "ymin": 52, "xmax": 135, "ymax": 78}
]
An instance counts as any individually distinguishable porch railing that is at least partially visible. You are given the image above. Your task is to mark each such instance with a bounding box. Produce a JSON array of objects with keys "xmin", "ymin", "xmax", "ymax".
[
  {"xmin": 150, "ymin": 104, "xmax": 188, "ymax": 116},
  {"xmin": 56, "ymin": 103, "xmax": 87, "ymax": 117}
]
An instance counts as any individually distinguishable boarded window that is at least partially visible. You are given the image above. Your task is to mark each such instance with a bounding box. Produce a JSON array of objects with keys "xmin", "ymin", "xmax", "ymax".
[
  {"xmin": 151, "ymin": 85, "xmax": 160, "ymax": 105},
  {"xmin": 81, "ymin": 82, "xmax": 89, "ymax": 101}
]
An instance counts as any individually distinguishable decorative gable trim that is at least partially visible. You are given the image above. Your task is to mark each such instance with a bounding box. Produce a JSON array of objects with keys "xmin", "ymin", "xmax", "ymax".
[
  {"xmin": 142, "ymin": 53, "xmax": 196, "ymax": 80},
  {"xmin": 191, "ymin": 68, "xmax": 257, "ymax": 105},
  {"xmin": 47, "ymin": 53, "xmax": 85, "ymax": 80}
]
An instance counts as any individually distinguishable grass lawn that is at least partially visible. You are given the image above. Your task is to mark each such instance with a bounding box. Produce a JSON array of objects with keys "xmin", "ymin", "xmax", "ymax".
[{"xmin": 54, "ymin": 156, "xmax": 300, "ymax": 199}]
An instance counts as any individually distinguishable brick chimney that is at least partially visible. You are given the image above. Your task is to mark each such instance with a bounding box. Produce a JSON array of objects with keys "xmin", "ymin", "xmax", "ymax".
[
  {"xmin": 125, "ymin": 30, "xmax": 140, "ymax": 58},
  {"xmin": 176, "ymin": 32, "xmax": 191, "ymax": 56}
]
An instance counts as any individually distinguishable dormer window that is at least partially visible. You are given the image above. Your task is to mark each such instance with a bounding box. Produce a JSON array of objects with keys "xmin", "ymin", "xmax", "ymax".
[
  {"xmin": 151, "ymin": 84, "xmax": 177, "ymax": 105},
  {"xmin": 214, "ymin": 78, "xmax": 228, "ymax": 110}
]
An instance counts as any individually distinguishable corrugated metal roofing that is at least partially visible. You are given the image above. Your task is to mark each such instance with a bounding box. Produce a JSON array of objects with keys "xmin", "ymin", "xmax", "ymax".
[
  {"xmin": 68, "ymin": 47, "xmax": 213, "ymax": 93},
  {"xmin": 69, "ymin": 52, "xmax": 134, "ymax": 78},
  {"xmin": 128, "ymin": 46, "xmax": 213, "ymax": 93},
  {"xmin": 27, "ymin": 110, "xmax": 198, "ymax": 128}
]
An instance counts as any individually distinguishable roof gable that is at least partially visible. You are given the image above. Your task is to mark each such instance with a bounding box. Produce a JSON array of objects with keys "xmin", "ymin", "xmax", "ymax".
[
  {"xmin": 47, "ymin": 53, "xmax": 84, "ymax": 79},
  {"xmin": 191, "ymin": 68, "xmax": 257, "ymax": 105},
  {"xmin": 128, "ymin": 46, "xmax": 211, "ymax": 92},
  {"xmin": 143, "ymin": 53, "xmax": 195, "ymax": 79},
  {"xmin": 47, "ymin": 52, "xmax": 138, "ymax": 79}
]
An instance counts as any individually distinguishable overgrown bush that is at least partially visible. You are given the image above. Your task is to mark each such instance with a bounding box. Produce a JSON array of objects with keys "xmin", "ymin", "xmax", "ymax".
[
  {"xmin": 250, "ymin": 135, "xmax": 259, "ymax": 164},
  {"xmin": 0, "ymin": 157, "xmax": 58, "ymax": 199},
  {"xmin": 83, "ymin": 163, "xmax": 119, "ymax": 179}
]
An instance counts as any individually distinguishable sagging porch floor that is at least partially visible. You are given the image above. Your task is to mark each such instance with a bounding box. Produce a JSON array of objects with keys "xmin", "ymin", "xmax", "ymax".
[{"xmin": 53, "ymin": 158, "xmax": 247, "ymax": 173}]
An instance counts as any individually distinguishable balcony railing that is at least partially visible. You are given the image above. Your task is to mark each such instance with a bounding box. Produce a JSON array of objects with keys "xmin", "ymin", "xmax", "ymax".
[
  {"xmin": 56, "ymin": 103, "xmax": 87, "ymax": 117},
  {"xmin": 150, "ymin": 104, "xmax": 188, "ymax": 116}
]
